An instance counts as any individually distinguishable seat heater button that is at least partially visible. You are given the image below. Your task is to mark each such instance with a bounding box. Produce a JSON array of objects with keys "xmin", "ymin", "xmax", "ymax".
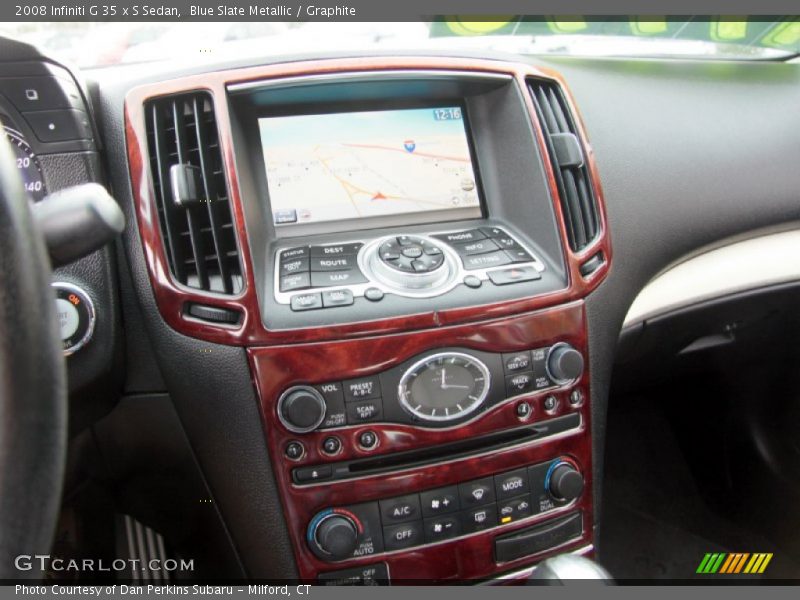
[
  {"xmin": 379, "ymin": 495, "xmax": 422, "ymax": 524},
  {"xmin": 383, "ymin": 522, "xmax": 423, "ymax": 551},
  {"xmin": 290, "ymin": 293, "xmax": 322, "ymax": 311}
]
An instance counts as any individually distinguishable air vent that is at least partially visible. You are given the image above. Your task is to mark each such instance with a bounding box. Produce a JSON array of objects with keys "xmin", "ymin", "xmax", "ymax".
[
  {"xmin": 528, "ymin": 79, "xmax": 599, "ymax": 252},
  {"xmin": 145, "ymin": 92, "xmax": 242, "ymax": 294}
]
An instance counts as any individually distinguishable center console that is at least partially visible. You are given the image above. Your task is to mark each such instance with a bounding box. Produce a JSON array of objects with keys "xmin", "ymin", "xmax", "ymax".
[{"xmin": 124, "ymin": 56, "xmax": 610, "ymax": 583}]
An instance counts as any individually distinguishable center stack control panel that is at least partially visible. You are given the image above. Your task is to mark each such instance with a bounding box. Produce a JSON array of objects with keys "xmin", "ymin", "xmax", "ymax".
[{"xmin": 274, "ymin": 227, "xmax": 545, "ymax": 311}]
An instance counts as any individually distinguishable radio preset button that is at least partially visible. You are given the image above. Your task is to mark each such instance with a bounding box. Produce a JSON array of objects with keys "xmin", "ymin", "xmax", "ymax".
[
  {"xmin": 346, "ymin": 400, "xmax": 383, "ymax": 424},
  {"xmin": 379, "ymin": 495, "xmax": 421, "ymax": 524},
  {"xmin": 358, "ymin": 430, "xmax": 378, "ymax": 450},
  {"xmin": 285, "ymin": 441, "xmax": 305, "ymax": 461},
  {"xmin": 343, "ymin": 377, "xmax": 381, "ymax": 401}
]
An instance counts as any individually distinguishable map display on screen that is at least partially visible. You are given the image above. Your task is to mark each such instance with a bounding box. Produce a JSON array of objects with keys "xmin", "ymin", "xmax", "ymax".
[{"xmin": 259, "ymin": 106, "xmax": 481, "ymax": 227}]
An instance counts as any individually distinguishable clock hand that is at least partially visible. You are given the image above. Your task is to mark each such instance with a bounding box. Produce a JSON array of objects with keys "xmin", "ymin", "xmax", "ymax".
[
  {"xmin": 441, "ymin": 384, "xmax": 470, "ymax": 390},
  {"xmin": 441, "ymin": 368, "xmax": 446, "ymax": 388}
]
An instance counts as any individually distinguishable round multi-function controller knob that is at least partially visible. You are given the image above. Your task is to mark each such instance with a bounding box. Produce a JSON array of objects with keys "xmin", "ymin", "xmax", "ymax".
[
  {"xmin": 378, "ymin": 236, "xmax": 445, "ymax": 274},
  {"xmin": 363, "ymin": 235, "xmax": 458, "ymax": 294},
  {"xmin": 549, "ymin": 463, "xmax": 585, "ymax": 502},
  {"xmin": 277, "ymin": 386, "xmax": 326, "ymax": 433},
  {"xmin": 309, "ymin": 512, "xmax": 360, "ymax": 561},
  {"xmin": 546, "ymin": 343, "xmax": 585, "ymax": 384}
]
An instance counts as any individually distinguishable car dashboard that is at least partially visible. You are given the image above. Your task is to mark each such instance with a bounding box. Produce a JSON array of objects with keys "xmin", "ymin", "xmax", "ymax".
[{"xmin": 3, "ymin": 35, "xmax": 800, "ymax": 583}]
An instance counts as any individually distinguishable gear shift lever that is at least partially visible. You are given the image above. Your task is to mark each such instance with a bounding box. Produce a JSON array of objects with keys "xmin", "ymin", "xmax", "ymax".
[{"xmin": 528, "ymin": 555, "xmax": 613, "ymax": 584}]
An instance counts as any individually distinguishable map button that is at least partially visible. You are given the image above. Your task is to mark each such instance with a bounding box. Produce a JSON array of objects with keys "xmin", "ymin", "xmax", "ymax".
[{"xmin": 311, "ymin": 269, "xmax": 368, "ymax": 287}]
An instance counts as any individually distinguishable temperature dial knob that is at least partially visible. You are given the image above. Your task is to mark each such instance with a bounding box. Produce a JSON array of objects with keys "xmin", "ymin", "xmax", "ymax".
[
  {"xmin": 277, "ymin": 386, "xmax": 326, "ymax": 433},
  {"xmin": 308, "ymin": 511, "xmax": 360, "ymax": 561},
  {"xmin": 546, "ymin": 343, "xmax": 584, "ymax": 384},
  {"xmin": 549, "ymin": 463, "xmax": 584, "ymax": 502}
]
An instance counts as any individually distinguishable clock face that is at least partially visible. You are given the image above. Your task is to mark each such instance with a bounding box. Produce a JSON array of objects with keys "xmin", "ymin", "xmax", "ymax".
[{"xmin": 398, "ymin": 352, "xmax": 491, "ymax": 422}]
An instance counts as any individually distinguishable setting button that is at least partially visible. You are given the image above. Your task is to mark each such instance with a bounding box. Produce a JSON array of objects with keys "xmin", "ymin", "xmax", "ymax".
[
  {"xmin": 424, "ymin": 516, "xmax": 461, "ymax": 543},
  {"xmin": 495, "ymin": 468, "xmax": 530, "ymax": 500},
  {"xmin": 383, "ymin": 521, "xmax": 423, "ymax": 551},
  {"xmin": 343, "ymin": 376, "xmax": 381, "ymax": 401},
  {"xmin": 462, "ymin": 251, "xmax": 512, "ymax": 271},
  {"xmin": 459, "ymin": 477, "xmax": 496, "ymax": 507},
  {"xmin": 420, "ymin": 486, "xmax": 459, "ymax": 517},
  {"xmin": 379, "ymin": 494, "xmax": 421, "ymax": 524}
]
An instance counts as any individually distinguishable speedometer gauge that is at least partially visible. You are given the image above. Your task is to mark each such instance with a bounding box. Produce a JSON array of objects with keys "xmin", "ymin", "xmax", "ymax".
[
  {"xmin": 398, "ymin": 352, "xmax": 491, "ymax": 422},
  {"xmin": 5, "ymin": 126, "xmax": 47, "ymax": 203}
]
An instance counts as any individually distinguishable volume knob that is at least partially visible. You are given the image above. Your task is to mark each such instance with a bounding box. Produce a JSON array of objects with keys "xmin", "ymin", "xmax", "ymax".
[
  {"xmin": 277, "ymin": 386, "xmax": 326, "ymax": 433},
  {"xmin": 546, "ymin": 343, "xmax": 584, "ymax": 384}
]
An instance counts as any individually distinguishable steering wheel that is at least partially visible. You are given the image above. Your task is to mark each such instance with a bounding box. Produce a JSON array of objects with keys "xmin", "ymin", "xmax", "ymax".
[{"xmin": 0, "ymin": 134, "xmax": 67, "ymax": 578}]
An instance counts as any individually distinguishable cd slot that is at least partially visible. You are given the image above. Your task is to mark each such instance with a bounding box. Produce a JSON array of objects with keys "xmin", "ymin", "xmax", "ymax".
[{"xmin": 292, "ymin": 412, "xmax": 580, "ymax": 485}]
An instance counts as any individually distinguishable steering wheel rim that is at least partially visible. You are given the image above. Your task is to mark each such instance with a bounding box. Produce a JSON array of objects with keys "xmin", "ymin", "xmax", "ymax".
[{"xmin": 0, "ymin": 132, "xmax": 66, "ymax": 578}]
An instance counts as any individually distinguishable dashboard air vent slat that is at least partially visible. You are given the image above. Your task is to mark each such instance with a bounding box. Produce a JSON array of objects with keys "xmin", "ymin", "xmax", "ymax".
[
  {"xmin": 528, "ymin": 79, "xmax": 599, "ymax": 252},
  {"xmin": 145, "ymin": 92, "xmax": 242, "ymax": 294}
]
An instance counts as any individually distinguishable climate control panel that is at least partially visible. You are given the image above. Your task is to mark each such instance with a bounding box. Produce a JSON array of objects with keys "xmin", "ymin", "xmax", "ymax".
[
  {"xmin": 276, "ymin": 343, "xmax": 584, "ymax": 433},
  {"xmin": 307, "ymin": 457, "xmax": 584, "ymax": 563}
]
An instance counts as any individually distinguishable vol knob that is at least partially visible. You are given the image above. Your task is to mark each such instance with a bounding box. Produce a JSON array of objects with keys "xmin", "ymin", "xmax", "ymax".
[
  {"xmin": 311, "ymin": 514, "xmax": 359, "ymax": 561},
  {"xmin": 546, "ymin": 344, "xmax": 584, "ymax": 384},
  {"xmin": 549, "ymin": 463, "xmax": 584, "ymax": 502},
  {"xmin": 277, "ymin": 386, "xmax": 326, "ymax": 433}
]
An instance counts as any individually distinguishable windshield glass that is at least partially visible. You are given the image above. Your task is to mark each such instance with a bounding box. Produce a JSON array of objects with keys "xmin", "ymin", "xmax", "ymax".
[{"xmin": 1, "ymin": 18, "xmax": 798, "ymax": 69}]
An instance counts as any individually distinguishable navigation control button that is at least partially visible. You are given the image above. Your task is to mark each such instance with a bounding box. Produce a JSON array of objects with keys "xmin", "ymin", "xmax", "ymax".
[
  {"xmin": 280, "ymin": 272, "xmax": 311, "ymax": 292},
  {"xmin": 290, "ymin": 293, "xmax": 323, "ymax": 311},
  {"xmin": 462, "ymin": 251, "xmax": 512, "ymax": 270},
  {"xmin": 401, "ymin": 246, "xmax": 423, "ymax": 259},
  {"xmin": 487, "ymin": 266, "xmax": 541, "ymax": 285},
  {"xmin": 424, "ymin": 516, "xmax": 460, "ymax": 543},
  {"xmin": 364, "ymin": 288, "xmax": 385, "ymax": 302},
  {"xmin": 311, "ymin": 256, "xmax": 359, "ymax": 271},
  {"xmin": 420, "ymin": 486, "xmax": 460, "ymax": 517},
  {"xmin": 310, "ymin": 243, "xmax": 362, "ymax": 257},
  {"xmin": 459, "ymin": 478, "xmax": 496, "ymax": 507},
  {"xmin": 379, "ymin": 495, "xmax": 421, "ymax": 524},
  {"xmin": 454, "ymin": 238, "xmax": 500, "ymax": 256},
  {"xmin": 434, "ymin": 230, "xmax": 486, "ymax": 244},
  {"xmin": 281, "ymin": 246, "xmax": 309, "ymax": 261},
  {"xmin": 280, "ymin": 258, "xmax": 309, "ymax": 275},
  {"xmin": 323, "ymin": 290, "xmax": 354, "ymax": 308},
  {"xmin": 311, "ymin": 269, "xmax": 368, "ymax": 288}
]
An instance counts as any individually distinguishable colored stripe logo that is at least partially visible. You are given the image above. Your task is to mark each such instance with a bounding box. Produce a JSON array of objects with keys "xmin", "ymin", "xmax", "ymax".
[{"xmin": 697, "ymin": 553, "xmax": 773, "ymax": 574}]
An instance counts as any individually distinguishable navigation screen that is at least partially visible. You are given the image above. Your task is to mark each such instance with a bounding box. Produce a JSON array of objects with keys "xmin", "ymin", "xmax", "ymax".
[{"xmin": 259, "ymin": 106, "xmax": 482, "ymax": 227}]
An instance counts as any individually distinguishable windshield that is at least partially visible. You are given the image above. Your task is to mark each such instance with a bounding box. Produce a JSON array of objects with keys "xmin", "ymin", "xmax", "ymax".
[{"xmin": 1, "ymin": 18, "xmax": 798, "ymax": 69}]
